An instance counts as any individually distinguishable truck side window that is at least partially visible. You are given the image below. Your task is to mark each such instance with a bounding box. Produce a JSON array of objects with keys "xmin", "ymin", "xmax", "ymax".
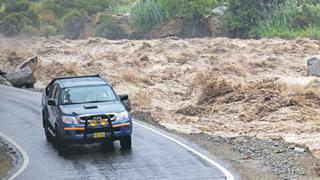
[
  {"xmin": 50, "ymin": 84, "xmax": 58, "ymax": 99},
  {"xmin": 54, "ymin": 86, "xmax": 60, "ymax": 103}
]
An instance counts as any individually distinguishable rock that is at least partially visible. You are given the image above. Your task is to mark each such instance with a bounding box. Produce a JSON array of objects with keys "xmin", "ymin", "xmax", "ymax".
[
  {"xmin": 307, "ymin": 57, "xmax": 320, "ymax": 76},
  {"xmin": 0, "ymin": 69, "xmax": 6, "ymax": 76},
  {"xmin": 5, "ymin": 56, "xmax": 38, "ymax": 88},
  {"xmin": 212, "ymin": 6, "xmax": 228, "ymax": 16},
  {"xmin": 0, "ymin": 75, "xmax": 13, "ymax": 86},
  {"xmin": 294, "ymin": 147, "xmax": 305, "ymax": 153}
]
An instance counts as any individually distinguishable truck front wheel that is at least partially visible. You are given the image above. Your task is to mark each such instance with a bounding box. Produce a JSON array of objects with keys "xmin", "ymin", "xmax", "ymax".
[
  {"xmin": 120, "ymin": 136, "xmax": 131, "ymax": 150},
  {"xmin": 55, "ymin": 126, "xmax": 68, "ymax": 156}
]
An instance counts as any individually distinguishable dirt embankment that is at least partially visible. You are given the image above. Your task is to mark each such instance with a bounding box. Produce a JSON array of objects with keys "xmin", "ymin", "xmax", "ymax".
[
  {"xmin": 0, "ymin": 141, "xmax": 12, "ymax": 179},
  {"xmin": 1, "ymin": 36, "xmax": 320, "ymax": 178}
]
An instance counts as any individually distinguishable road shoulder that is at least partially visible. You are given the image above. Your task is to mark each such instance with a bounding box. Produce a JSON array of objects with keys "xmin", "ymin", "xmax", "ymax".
[{"xmin": 134, "ymin": 110, "xmax": 320, "ymax": 180}]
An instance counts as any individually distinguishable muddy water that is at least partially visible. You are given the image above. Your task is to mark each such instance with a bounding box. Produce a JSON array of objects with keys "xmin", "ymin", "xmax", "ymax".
[{"xmin": 1, "ymin": 36, "xmax": 320, "ymax": 158}]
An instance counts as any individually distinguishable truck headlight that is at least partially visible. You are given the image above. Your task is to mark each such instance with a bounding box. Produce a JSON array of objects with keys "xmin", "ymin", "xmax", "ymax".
[
  {"xmin": 62, "ymin": 116, "xmax": 79, "ymax": 124},
  {"xmin": 116, "ymin": 111, "xmax": 129, "ymax": 121}
]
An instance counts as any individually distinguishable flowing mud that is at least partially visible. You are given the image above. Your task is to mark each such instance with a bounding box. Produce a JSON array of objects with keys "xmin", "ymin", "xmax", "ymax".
[{"xmin": 1, "ymin": 36, "xmax": 320, "ymax": 178}]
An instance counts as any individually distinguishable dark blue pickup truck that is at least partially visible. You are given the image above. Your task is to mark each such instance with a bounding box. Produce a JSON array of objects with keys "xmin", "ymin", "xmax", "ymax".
[{"xmin": 41, "ymin": 75, "xmax": 132, "ymax": 155}]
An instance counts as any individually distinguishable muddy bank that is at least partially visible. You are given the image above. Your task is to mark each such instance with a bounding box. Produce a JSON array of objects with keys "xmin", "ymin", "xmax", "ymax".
[{"xmin": 0, "ymin": 140, "xmax": 12, "ymax": 179}]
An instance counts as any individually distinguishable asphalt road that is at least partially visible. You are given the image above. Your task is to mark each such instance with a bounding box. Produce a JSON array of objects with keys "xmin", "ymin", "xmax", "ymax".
[{"xmin": 0, "ymin": 85, "xmax": 232, "ymax": 180}]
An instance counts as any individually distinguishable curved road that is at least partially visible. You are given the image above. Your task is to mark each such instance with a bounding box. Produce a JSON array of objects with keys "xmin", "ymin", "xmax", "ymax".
[{"xmin": 0, "ymin": 85, "xmax": 235, "ymax": 180}]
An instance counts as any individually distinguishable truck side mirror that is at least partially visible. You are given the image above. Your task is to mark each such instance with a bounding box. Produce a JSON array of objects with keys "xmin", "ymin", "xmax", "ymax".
[
  {"xmin": 119, "ymin": 94, "xmax": 131, "ymax": 112},
  {"xmin": 48, "ymin": 99, "xmax": 57, "ymax": 106},
  {"xmin": 119, "ymin": 94, "xmax": 129, "ymax": 101}
]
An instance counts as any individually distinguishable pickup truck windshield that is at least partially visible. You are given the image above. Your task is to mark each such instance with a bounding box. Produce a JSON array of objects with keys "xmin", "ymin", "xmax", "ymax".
[{"xmin": 61, "ymin": 85, "xmax": 117, "ymax": 105}]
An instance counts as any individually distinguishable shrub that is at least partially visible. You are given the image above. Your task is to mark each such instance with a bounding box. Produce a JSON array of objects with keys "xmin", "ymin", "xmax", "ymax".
[
  {"xmin": 40, "ymin": 25, "xmax": 57, "ymax": 37},
  {"xmin": 74, "ymin": 0, "xmax": 111, "ymax": 15},
  {"xmin": 130, "ymin": 0, "xmax": 166, "ymax": 31},
  {"xmin": 4, "ymin": 0, "xmax": 29, "ymax": 14},
  {"xmin": 20, "ymin": 9, "xmax": 40, "ymax": 28},
  {"xmin": 94, "ymin": 15, "xmax": 126, "ymax": 39},
  {"xmin": 226, "ymin": 0, "xmax": 283, "ymax": 38},
  {"xmin": 62, "ymin": 10, "xmax": 87, "ymax": 39},
  {"xmin": 253, "ymin": 0, "xmax": 320, "ymax": 39},
  {"xmin": 21, "ymin": 24, "xmax": 39, "ymax": 36},
  {"xmin": 0, "ymin": 13, "xmax": 24, "ymax": 36},
  {"xmin": 157, "ymin": 0, "xmax": 218, "ymax": 19}
]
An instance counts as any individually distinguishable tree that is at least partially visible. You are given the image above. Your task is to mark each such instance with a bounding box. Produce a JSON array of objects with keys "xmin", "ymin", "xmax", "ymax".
[
  {"xmin": 62, "ymin": 10, "xmax": 87, "ymax": 39},
  {"xmin": 227, "ymin": 0, "xmax": 283, "ymax": 38},
  {"xmin": 0, "ymin": 13, "xmax": 24, "ymax": 36},
  {"xmin": 94, "ymin": 15, "xmax": 126, "ymax": 39}
]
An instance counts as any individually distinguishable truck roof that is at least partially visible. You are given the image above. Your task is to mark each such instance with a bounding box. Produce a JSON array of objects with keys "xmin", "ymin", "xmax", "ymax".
[{"xmin": 49, "ymin": 75, "xmax": 109, "ymax": 88}]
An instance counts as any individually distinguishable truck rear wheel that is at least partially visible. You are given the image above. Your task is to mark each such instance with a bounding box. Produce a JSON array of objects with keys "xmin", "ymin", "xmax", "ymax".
[
  {"xmin": 43, "ymin": 113, "xmax": 54, "ymax": 143},
  {"xmin": 120, "ymin": 136, "xmax": 131, "ymax": 150}
]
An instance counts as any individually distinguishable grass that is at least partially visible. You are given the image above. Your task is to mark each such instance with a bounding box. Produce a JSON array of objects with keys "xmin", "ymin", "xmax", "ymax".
[
  {"xmin": 255, "ymin": 26, "xmax": 320, "ymax": 39},
  {"xmin": 253, "ymin": 0, "xmax": 320, "ymax": 39},
  {"xmin": 108, "ymin": 0, "xmax": 138, "ymax": 14},
  {"xmin": 130, "ymin": 0, "xmax": 166, "ymax": 31}
]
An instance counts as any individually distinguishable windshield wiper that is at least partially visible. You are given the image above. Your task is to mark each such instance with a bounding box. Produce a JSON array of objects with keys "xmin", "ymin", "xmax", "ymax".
[
  {"xmin": 83, "ymin": 100, "xmax": 116, "ymax": 104},
  {"xmin": 63, "ymin": 100, "xmax": 116, "ymax": 105}
]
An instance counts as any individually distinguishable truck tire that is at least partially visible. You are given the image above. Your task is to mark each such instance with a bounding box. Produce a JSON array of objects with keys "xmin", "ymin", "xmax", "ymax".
[
  {"xmin": 55, "ymin": 126, "xmax": 68, "ymax": 156},
  {"xmin": 120, "ymin": 136, "xmax": 131, "ymax": 150}
]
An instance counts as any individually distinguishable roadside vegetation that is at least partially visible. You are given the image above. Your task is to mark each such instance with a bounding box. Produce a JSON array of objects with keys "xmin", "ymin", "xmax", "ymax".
[{"xmin": 1, "ymin": 0, "xmax": 320, "ymax": 39}]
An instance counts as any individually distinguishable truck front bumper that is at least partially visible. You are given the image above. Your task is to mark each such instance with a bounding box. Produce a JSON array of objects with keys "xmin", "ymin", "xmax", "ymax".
[{"xmin": 62, "ymin": 122, "xmax": 132, "ymax": 144}]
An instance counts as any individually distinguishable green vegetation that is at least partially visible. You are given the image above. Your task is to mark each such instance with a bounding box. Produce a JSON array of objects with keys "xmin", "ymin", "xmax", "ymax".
[
  {"xmin": 227, "ymin": 0, "xmax": 320, "ymax": 39},
  {"xmin": 62, "ymin": 10, "xmax": 87, "ymax": 39},
  {"xmin": 0, "ymin": 0, "xmax": 118, "ymax": 38},
  {"xmin": 253, "ymin": 1, "xmax": 320, "ymax": 39},
  {"xmin": 226, "ymin": 0, "xmax": 283, "ymax": 38},
  {"xmin": 94, "ymin": 15, "xmax": 125, "ymax": 39},
  {"xmin": 130, "ymin": 0, "xmax": 165, "ymax": 31},
  {"xmin": 157, "ymin": 0, "xmax": 218, "ymax": 19},
  {"xmin": 1, "ymin": 0, "xmax": 320, "ymax": 39}
]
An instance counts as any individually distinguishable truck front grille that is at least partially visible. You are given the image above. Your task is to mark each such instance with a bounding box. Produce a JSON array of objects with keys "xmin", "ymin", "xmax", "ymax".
[{"xmin": 78, "ymin": 114, "xmax": 116, "ymax": 124}]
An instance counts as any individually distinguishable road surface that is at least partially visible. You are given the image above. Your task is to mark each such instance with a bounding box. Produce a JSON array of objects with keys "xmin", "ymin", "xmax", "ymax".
[{"xmin": 0, "ymin": 85, "xmax": 234, "ymax": 180}]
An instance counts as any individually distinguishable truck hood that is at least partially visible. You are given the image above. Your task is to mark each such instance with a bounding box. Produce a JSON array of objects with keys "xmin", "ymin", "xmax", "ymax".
[{"xmin": 59, "ymin": 101, "xmax": 126, "ymax": 116}]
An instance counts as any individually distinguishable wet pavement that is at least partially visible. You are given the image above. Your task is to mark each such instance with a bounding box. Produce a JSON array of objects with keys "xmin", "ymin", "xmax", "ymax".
[{"xmin": 0, "ymin": 85, "xmax": 226, "ymax": 180}]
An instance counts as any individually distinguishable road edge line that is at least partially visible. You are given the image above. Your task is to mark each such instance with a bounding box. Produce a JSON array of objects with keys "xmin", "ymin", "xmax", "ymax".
[
  {"xmin": 134, "ymin": 121, "xmax": 235, "ymax": 180},
  {"xmin": 0, "ymin": 131, "xmax": 29, "ymax": 180}
]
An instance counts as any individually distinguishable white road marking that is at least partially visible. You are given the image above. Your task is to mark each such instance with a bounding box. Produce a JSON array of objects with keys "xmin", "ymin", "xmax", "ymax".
[
  {"xmin": 134, "ymin": 121, "xmax": 235, "ymax": 180},
  {"xmin": 0, "ymin": 131, "xmax": 30, "ymax": 180}
]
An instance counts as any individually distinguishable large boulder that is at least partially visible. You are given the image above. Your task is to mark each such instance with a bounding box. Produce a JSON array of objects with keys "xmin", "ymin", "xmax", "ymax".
[{"xmin": 5, "ymin": 56, "xmax": 38, "ymax": 88}]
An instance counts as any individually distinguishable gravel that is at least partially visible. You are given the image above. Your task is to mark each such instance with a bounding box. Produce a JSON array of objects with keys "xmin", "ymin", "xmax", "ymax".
[
  {"xmin": 192, "ymin": 134, "xmax": 320, "ymax": 180},
  {"xmin": 134, "ymin": 110, "xmax": 320, "ymax": 179}
]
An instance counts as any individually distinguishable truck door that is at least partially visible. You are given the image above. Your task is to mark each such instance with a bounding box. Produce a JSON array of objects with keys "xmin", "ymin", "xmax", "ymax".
[{"xmin": 48, "ymin": 84, "xmax": 58, "ymax": 127}]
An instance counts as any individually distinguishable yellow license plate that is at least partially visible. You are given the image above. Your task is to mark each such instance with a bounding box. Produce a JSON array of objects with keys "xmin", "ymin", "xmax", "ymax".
[{"xmin": 93, "ymin": 132, "xmax": 106, "ymax": 138}]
